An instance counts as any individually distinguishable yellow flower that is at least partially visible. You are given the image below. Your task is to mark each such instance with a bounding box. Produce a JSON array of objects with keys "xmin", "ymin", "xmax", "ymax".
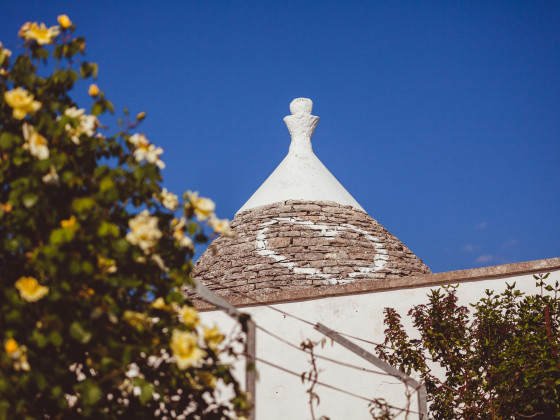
[
  {"xmin": 209, "ymin": 216, "xmax": 234, "ymax": 237},
  {"xmin": 160, "ymin": 188, "xmax": 178, "ymax": 211},
  {"xmin": 203, "ymin": 325, "xmax": 225, "ymax": 351},
  {"xmin": 42, "ymin": 166, "xmax": 60, "ymax": 185},
  {"xmin": 170, "ymin": 329, "xmax": 205, "ymax": 369},
  {"xmin": 88, "ymin": 84, "xmax": 99, "ymax": 97},
  {"xmin": 0, "ymin": 42, "xmax": 12, "ymax": 67},
  {"xmin": 171, "ymin": 217, "xmax": 195, "ymax": 251},
  {"xmin": 126, "ymin": 210, "xmax": 162, "ymax": 253},
  {"xmin": 4, "ymin": 338, "xmax": 18, "ymax": 354},
  {"xmin": 128, "ymin": 133, "xmax": 149, "ymax": 147},
  {"xmin": 57, "ymin": 15, "xmax": 72, "ymax": 29},
  {"xmin": 62, "ymin": 107, "xmax": 100, "ymax": 144},
  {"xmin": 20, "ymin": 22, "xmax": 60, "ymax": 45},
  {"xmin": 18, "ymin": 22, "xmax": 32, "ymax": 38},
  {"xmin": 136, "ymin": 111, "xmax": 146, "ymax": 121},
  {"xmin": 15, "ymin": 276, "xmax": 49, "ymax": 302},
  {"xmin": 197, "ymin": 371, "xmax": 216, "ymax": 389},
  {"xmin": 22, "ymin": 123, "xmax": 49, "ymax": 159},
  {"xmin": 60, "ymin": 215, "xmax": 77, "ymax": 229},
  {"xmin": 129, "ymin": 133, "xmax": 165, "ymax": 169},
  {"xmin": 124, "ymin": 311, "xmax": 149, "ymax": 329},
  {"xmin": 151, "ymin": 297, "xmax": 170, "ymax": 310},
  {"xmin": 178, "ymin": 306, "xmax": 199, "ymax": 328},
  {"xmin": 4, "ymin": 87, "xmax": 41, "ymax": 120},
  {"xmin": 185, "ymin": 191, "xmax": 215, "ymax": 221},
  {"xmin": 4, "ymin": 338, "xmax": 30, "ymax": 371},
  {"xmin": 97, "ymin": 256, "xmax": 117, "ymax": 273},
  {"xmin": 14, "ymin": 354, "xmax": 30, "ymax": 371},
  {"xmin": 134, "ymin": 143, "xmax": 165, "ymax": 169}
]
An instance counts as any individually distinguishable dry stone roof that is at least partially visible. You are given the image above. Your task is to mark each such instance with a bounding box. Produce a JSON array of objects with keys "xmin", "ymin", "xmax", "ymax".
[
  {"xmin": 193, "ymin": 200, "xmax": 430, "ymax": 299},
  {"xmin": 191, "ymin": 98, "xmax": 430, "ymax": 300}
]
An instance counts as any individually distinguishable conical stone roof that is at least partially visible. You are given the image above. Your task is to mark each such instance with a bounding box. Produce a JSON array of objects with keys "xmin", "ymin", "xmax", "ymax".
[{"xmin": 193, "ymin": 99, "xmax": 430, "ymax": 298}]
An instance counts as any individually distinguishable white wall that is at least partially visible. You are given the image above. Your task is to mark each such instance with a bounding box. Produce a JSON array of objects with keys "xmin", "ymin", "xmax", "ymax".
[{"xmin": 201, "ymin": 269, "xmax": 559, "ymax": 420}]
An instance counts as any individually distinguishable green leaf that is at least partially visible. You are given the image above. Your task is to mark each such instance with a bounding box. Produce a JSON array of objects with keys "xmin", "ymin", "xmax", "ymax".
[
  {"xmin": 72, "ymin": 197, "xmax": 96, "ymax": 213},
  {"xmin": 82, "ymin": 260, "xmax": 94, "ymax": 275},
  {"xmin": 22, "ymin": 193, "xmax": 39, "ymax": 209},
  {"xmin": 79, "ymin": 381, "xmax": 103, "ymax": 405},
  {"xmin": 50, "ymin": 228, "xmax": 74, "ymax": 244},
  {"xmin": 0, "ymin": 400, "xmax": 10, "ymax": 420},
  {"xmin": 32, "ymin": 329, "xmax": 48, "ymax": 348},
  {"xmin": 98, "ymin": 221, "xmax": 119, "ymax": 237},
  {"xmin": 0, "ymin": 132, "xmax": 20, "ymax": 150},
  {"xmin": 34, "ymin": 48, "xmax": 49, "ymax": 60},
  {"xmin": 91, "ymin": 62, "xmax": 98, "ymax": 79},
  {"xmin": 91, "ymin": 103, "xmax": 103, "ymax": 116},
  {"xmin": 49, "ymin": 331, "xmax": 63, "ymax": 347},
  {"xmin": 112, "ymin": 238, "xmax": 129, "ymax": 253},
  {"xmin": 69, "ymin": 321, "xmax": 92, "ymax": 344},
  {"xmin": 139, "ymin": 381, "xmax": 153, "ymax": 404}
]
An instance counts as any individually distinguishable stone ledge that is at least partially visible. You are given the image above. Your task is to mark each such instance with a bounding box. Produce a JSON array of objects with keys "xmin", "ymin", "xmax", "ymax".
[{"xmin": 191, "ymin": 257, "xmax": 560, "ymax": 310}]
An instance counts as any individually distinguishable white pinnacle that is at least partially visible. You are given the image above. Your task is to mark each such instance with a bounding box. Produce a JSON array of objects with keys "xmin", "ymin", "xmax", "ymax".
[{"xmin": 237, "ymin": 98, "xmax": 364, "ymax": 214}]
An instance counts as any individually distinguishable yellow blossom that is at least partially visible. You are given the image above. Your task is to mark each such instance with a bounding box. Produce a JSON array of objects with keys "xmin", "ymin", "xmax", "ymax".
[
  {"xmin": 4, "ymin": 338, "xmax": 30, "ymax": 371},
  {"xmin": 1, "ymin": 203, "xmax": 12, "ymax": 213},
  {"xmin": 4, "ymin": 87, "xmax": 41, "ymax": 120},
  {"xmin": 178, "ymin": 306, "xmax": 199, "ymax": 328},
  {"xmin": 170, "ymin": 329, "xmax": 205, "ymax": 369},
  {"xmin": 4, "ymin": 338, "xmax": 18, "ymax": 354},
  {"xmin": 126, "ymin": 210, "xmax": 162, "ymax": 253},
  {"xmin": 57, "ymin": 15, "xmax": 72, "ymax": 29},
  {"xmin": 151, "ymin": 253, "xmax": 168, "ymax": 271},
  {"xmin": 128, "ymin": 133, "xmax": 149, "ymax": 147},
  {"xmin": 160, "ymin": 188, "xmax": 178, "ymax": 211},
  {"xmin": 97, "ymin": 255, "xmax": 117, "ymax": 273},
  {"xmin": 186, "ymin": 191, "xmax": 215, "ymax": 221},
  {"xmin": 22, "ymin": 123, "xmax": 49, "ymax": 159},
  {"xmin": 15, "ymin": 276, "xmax": 49, "ymax": 302},
  {"xmin": 60, "ymin": 215, "xmax": 77, "ymax": 229},
  {"xmin": 62, "ymin": 107, "xmax": 100, "ymax": 144},
  {"xmin": 14, "ymin": 354, "xmax": 30, "ymax": 371},
  {"xmin": 197, "ymin": 371, "xmax": 216, "ymax": 389},
  {"xmin": 203, "ymin": 325, "xmax": 225, "ymax": 351},
  {"xmin": 20, "ymin": 22, "xmax": 60, "ymax": 45},
  {"xmin": 0, "ymin": 42, "xmax": 12, "ymax": 67},
  {"xmin": 18, "ymin": 22, "xmax": 32, "ymax": 38},
  {"xmin": 136, "ymin": 111, "xmax": 146, "ymax": 120},
  {"xmin": 123, "ymin": 311, "xmax": 148, "ymax": 328},
  {"xmin": 88, "ymin": 84, "xmax": 99, "ymax": 96},
  {"xmin": 128, "ymin": 133, "xmax": 165, "ymax": 169},
  {"xmin": 135, "ymin": 143, "xmax": 165, "ymax": 169},
  {"xmin": 42, "ymin": 165, "xmax": 60, "ymax": 185},
  {"xmin": 151, "ymin": 297, "xmax": 170, "ymax": 311},
  {"xmin": 209, "ymin": 216, "xmax": 234, "ymax": 237},
  {"xmin": 171, "ymin": 217, "xmax": 194, "ymax": 250}
]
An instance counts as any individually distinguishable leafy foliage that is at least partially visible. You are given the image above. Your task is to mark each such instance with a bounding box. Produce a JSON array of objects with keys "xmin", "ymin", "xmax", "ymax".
[
  {"xmin": 376, "ymin": 274, "xmax": 560, "ymax": 419},
  {"xmin": 0, "ymin": 17, "xmax": 248, "ymax": 419}
]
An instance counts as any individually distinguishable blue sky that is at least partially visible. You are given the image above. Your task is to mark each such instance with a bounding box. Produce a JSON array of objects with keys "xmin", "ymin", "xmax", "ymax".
[{"xmin": 2, "ymin": 1, "xmax": 559, "ymax": 273}]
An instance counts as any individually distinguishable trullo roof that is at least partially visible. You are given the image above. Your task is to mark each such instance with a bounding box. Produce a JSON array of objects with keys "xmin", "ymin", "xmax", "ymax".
[{"xmin": 192, "ymin": 98, "xmax": 430, "ymax": 299}]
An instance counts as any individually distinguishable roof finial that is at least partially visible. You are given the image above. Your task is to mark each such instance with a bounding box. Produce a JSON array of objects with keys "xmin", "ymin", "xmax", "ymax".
[
  {"xmin": 284, "ymin": 98, "xmax": 319, "ymax": 155},
  {"xmin": 236, "ymin": 97, "xmax": 365, "ymax": 214},
  {"xmin": 290, "ymin": 98, "xmax": 313, "ymax": 115}
]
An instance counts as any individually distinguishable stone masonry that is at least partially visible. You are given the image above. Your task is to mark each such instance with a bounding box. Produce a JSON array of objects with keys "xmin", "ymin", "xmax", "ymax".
[{"xmin": 192, "ymin": 200, "xmax": 431, "ymax": 299}]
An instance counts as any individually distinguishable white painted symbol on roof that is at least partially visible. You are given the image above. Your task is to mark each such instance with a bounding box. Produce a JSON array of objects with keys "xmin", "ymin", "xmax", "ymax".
[{"xmin": 255, "ymin": 217, "xmax": 389, "ymax": 285}]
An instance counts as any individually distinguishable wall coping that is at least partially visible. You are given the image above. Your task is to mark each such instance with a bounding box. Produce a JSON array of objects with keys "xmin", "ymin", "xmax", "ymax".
[{"xmin": 192, "ymin": 257, "xmax": 560, "ymax": 311}]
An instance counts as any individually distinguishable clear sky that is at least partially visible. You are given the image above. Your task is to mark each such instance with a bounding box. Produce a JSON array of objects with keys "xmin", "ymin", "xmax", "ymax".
[{"xmin": 2, "ymin": 1, "xmax": 559, "ymax": 273}]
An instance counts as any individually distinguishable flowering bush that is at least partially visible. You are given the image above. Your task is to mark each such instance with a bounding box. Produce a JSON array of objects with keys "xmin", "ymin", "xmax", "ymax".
[
  {"xmin": 0, "ymin": 16, "xmax": 247, "ymax": 419},
  {"xmin": 376, "ymin": 275, "xmax": 560, "ymax": 419}
]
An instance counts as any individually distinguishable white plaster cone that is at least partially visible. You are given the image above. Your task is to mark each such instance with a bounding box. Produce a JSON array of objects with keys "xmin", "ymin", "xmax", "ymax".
[{"xmin": 237, "ymin": 98, "xmax": 364, "ymax": 214}]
